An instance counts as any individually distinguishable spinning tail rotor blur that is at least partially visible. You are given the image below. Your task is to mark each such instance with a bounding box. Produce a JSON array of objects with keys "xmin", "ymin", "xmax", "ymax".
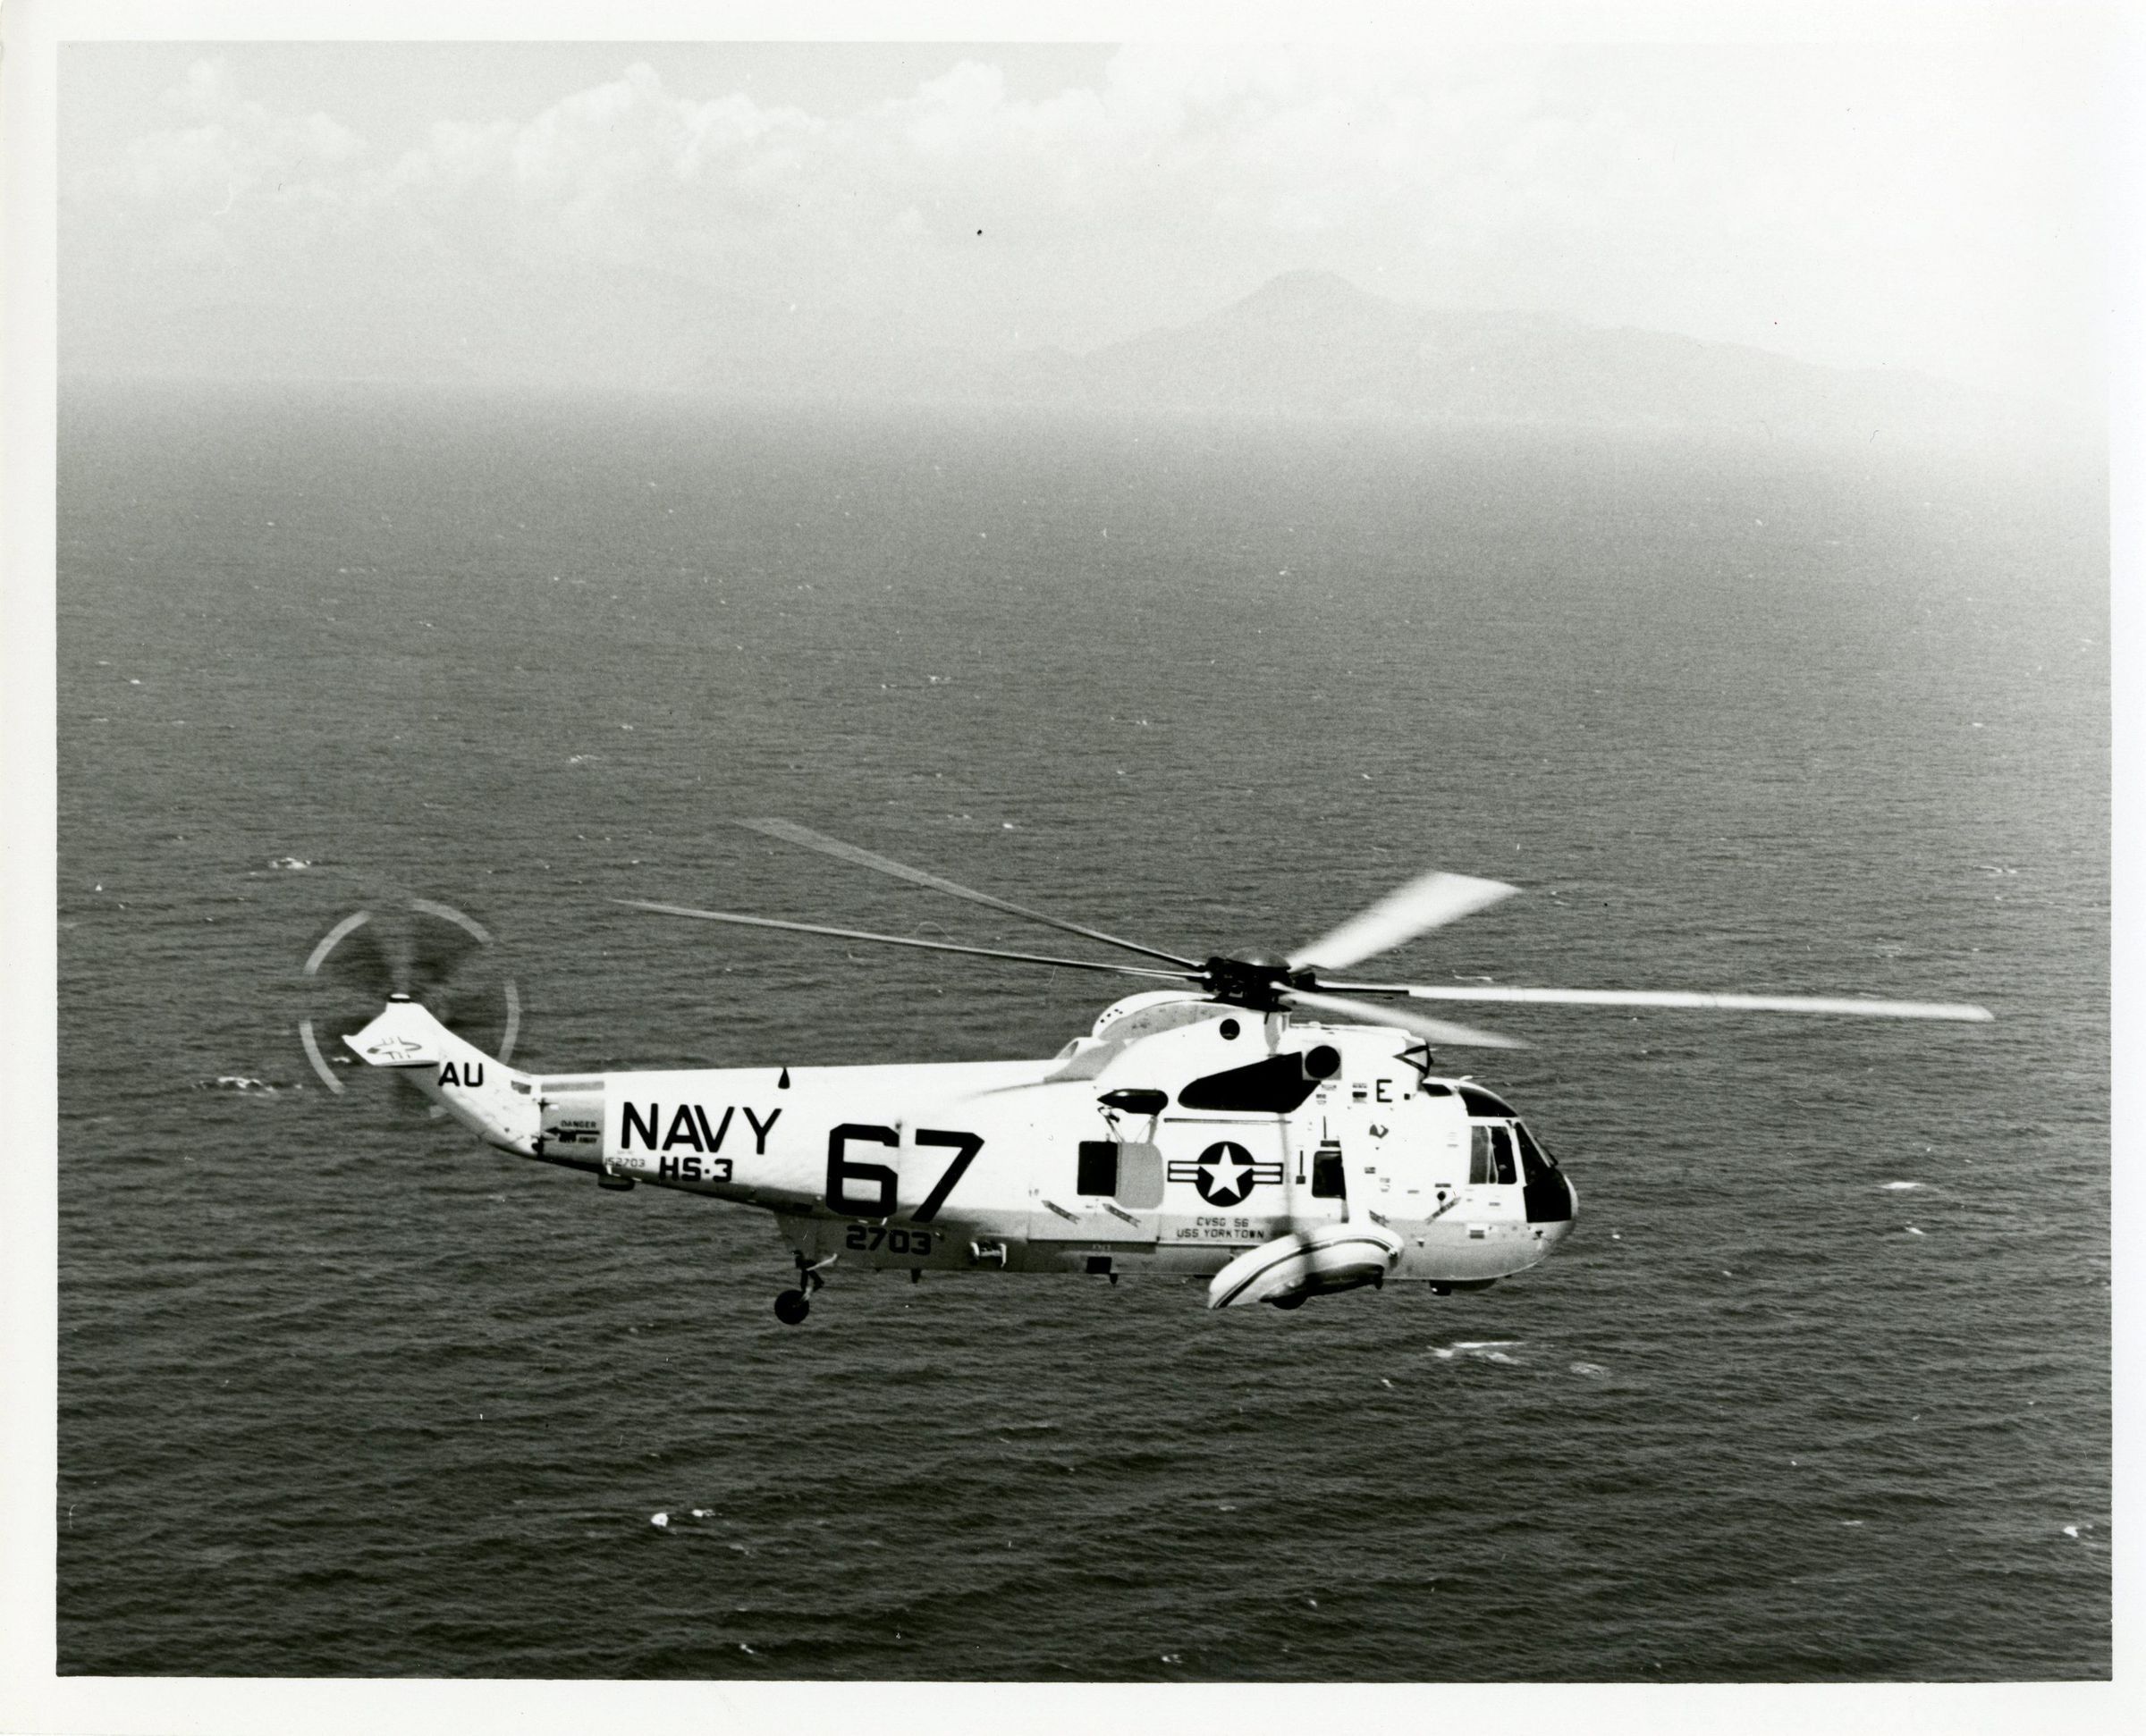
[{"xmin": 297, "ymin": 898, "xmax": 520, "ymax": 1096}]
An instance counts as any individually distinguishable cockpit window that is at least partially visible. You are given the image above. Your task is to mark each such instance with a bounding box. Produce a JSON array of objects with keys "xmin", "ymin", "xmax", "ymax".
[
  {"xmin": 1470, "ymin": 1124, "xmax": 1517, "ymax": 1184},
  {"xmin": 1459, "ymin": 1084, "xmax": 1517, "ymax": 1118},
  {"xmin": 1514, "ymin": 1122, "xmax": 1559, "ymax": 1175}
]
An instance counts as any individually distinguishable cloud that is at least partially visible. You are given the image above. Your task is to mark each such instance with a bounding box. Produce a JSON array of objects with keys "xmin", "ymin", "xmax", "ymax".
[
  {"xmin": 116, "ymin": 58, "xmax": 363, "ymax": 216},
  {"xmin": 84, "ymin": 50, "xmax": 1567, "ymax": 278},
  {"xmin": 63, "ymin": 43, "xmax": 2101, "ymax": 398}
]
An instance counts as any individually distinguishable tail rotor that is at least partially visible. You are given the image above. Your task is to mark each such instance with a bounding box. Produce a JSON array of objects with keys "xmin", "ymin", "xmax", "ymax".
[{"xmin": 297, "ymin": 897, "xmax": 520, "ymax": 1097}]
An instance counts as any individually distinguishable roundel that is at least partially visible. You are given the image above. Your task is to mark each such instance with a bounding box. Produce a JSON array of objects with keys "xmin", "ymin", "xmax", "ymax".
[{"xmin": 1194, "ymin": 1140, "xmax": 1258, "ymax": 1208}]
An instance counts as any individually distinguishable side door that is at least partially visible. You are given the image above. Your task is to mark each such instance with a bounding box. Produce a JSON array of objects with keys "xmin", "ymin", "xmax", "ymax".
[
  {"xmin": 1461, "ymin": 1118, "xmax": 1523, "ymax": 1249},
  {"xmin": 1027, "ymin": 1132, "xmax": 1162, "ymax": 1249}
]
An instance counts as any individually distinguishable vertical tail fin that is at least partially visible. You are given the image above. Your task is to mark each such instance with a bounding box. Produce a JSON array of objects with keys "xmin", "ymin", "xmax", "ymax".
[{"xmin": 343, "ymin": 995, "xmax": 539, "ymax": 1155}]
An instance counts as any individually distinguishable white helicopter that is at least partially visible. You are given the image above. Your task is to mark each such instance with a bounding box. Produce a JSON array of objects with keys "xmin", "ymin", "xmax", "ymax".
[{"xmin": 308, "ymin": 822, "xmax": 1993, "ymax": 1323}]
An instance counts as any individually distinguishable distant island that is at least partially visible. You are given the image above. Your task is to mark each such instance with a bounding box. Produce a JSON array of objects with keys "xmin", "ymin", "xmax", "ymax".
[
  {"xmin": 68, "ymin": 265, "xmax": 2072, "ymax": 446},
  {"xmin": 970, "ymin": 270, "xmax": 2052, "ymax": 444}
]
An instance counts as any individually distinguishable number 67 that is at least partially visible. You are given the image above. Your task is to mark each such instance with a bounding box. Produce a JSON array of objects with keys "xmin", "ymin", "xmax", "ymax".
[{"xmin": 824, "ymin": 1125, "xmax": 982, "ymax": 1222}]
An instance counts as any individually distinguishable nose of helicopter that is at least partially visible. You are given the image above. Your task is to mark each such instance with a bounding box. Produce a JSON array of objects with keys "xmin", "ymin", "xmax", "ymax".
[
  {"xmin": 1544, "ymin": 1192, "xmax": 1577, "ymax": 1240},
  {"xmin": 1530, "ymin": 1178, "xmax": 1578, "ymax": 1260},
  {"xmin": 1522, "ymin": 1154, "xmax": 1576, "ymax": 1230}
]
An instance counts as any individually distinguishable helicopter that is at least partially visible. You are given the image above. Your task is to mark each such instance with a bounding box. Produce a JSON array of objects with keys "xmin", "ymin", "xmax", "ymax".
[{"xmin": 310, "ymin": 821, "xmax": 1994, "ymax": 1323}]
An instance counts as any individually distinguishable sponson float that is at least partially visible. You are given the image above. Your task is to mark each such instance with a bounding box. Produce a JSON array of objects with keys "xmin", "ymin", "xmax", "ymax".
[{"xmin": 314, "ymin": 821, "xmax": 1993, "ymax": 1324}]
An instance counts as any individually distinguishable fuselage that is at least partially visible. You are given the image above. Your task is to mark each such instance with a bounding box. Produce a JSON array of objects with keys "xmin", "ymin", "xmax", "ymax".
[{"xmin": 377, "ymin": 991, "xmax": 1578, "ymax": 1290}]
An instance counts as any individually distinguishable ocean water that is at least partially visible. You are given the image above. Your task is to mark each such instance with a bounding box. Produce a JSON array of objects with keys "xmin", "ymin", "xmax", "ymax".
[{"xmin": 55, "ymin": 383, "xmax": 2108, "ymax": 1679}]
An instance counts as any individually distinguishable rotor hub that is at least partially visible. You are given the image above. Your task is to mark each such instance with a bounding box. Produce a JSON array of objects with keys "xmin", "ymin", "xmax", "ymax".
[{"xmin": 1200, "ymin": 955, "xmax": 1316, "ymax": 1012}]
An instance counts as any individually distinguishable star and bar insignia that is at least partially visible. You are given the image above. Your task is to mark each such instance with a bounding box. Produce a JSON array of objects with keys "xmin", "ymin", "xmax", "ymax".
[{"xmin": 1169, "ymin": 1140, "xmax": 1285, "ymax": 1208}]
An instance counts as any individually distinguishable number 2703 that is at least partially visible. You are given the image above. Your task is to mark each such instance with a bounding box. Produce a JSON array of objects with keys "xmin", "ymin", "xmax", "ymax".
[{"xmin": 845, "ymin": 1224, "xmax": 932, "ymax": 1257}]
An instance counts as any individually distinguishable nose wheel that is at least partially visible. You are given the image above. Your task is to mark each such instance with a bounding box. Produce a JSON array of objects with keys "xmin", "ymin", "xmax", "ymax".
[{"xmin": 774, "ymin": 1251, "xmax": 835, "ymax": 1326}]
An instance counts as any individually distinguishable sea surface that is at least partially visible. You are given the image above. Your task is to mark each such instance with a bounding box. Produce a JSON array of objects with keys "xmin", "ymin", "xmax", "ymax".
[{"xmin": 55, "ymin": 383, "xmax": 2108, "ymax": 1680}]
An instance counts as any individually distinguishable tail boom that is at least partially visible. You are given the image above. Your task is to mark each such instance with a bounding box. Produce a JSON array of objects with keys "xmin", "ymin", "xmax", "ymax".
[{"xmin": 343, "ymin": 995, "xmax": 539, "ymax": 1156}]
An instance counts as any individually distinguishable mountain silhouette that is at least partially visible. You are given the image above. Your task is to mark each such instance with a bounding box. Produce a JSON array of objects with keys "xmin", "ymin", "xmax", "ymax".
[{"xmin": 997, "ymin": 269, "xmax": 2043, "ymax": 442}]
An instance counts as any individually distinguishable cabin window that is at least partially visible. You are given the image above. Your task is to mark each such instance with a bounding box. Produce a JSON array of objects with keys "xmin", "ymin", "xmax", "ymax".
[
  {"xmin": 1077, "ymin": 1141, "xmax": 1118, "ymax": 1196},
  {"xmin": 1311, "ymin": 1150, "xmax": 1347, "ymax": 1199}
]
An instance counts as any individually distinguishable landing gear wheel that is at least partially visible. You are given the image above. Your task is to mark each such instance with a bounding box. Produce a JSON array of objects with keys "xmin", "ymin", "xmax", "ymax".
[
  {"xmin": 1271, "ymin": 1294, "xmax": 1307, "ymax": 1311},
  {"xmin": 773, "ymin": 1289, "xmax": 810, "ymax": 1325}
]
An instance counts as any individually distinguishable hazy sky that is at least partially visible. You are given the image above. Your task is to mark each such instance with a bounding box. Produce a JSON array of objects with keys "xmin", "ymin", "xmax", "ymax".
[{"xmin": 58, "ymin": 25, "xmax": 2110, "ymax": 401}]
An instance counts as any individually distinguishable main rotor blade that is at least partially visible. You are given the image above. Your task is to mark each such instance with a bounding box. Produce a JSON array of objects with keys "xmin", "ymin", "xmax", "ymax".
[
  {"xmin": 1280, "ymin": 986, "xmax": 1526, "ymax": 1049},
  {"xmin": 1287, "ymin": 872, "xmax": 1519, "ymax": 973},
  {"xmin": 739, "ymin": 819, "xmax": 1200, "ymax": 968},
  {"xmin": 1319, "ymin": 982, "xmax": 1994, "ymax": 1022},
  {"xmin": 615, "ymin": 898, "xmax": 1203, "ymax": 982}
]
